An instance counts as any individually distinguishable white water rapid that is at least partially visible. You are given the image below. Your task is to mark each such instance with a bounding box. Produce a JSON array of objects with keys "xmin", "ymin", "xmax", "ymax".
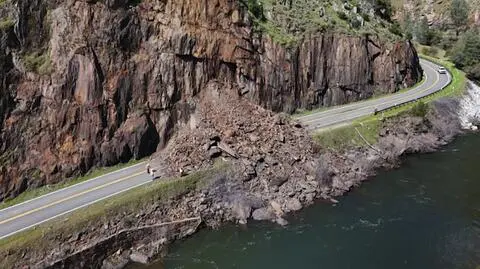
[{"xmin": 458, "ymin": 81, "xmax": 480, "ymax": 130}]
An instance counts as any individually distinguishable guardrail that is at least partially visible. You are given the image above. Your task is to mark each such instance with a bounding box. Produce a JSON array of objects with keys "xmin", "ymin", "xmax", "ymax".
[{"xmin": 374, "ymin": 63, "xmax": 452, "ymax": 116}]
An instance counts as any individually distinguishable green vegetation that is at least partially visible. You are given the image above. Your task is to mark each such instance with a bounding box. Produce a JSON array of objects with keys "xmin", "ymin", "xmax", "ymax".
[
  {"xmin": 0, "ymin": 159, "xmax": 145, "ymax": 210},
  {"xmin": 295, "ymin": 74, "xmax": 427, "ymax": 117},
  {"xmin": 0, "ymin": 163, "xmax": 228, "ymax": 269},
  {"xmin": 398, "ymin": 0, "xmax": 478, "ymax": 82},
  {"xmin": 0, "ymin": 18, "xmax": 14, "ymax": 30},
  {"xmin": 313, "ymin": 120, "xmax": 380, "ymax": 151},
  {"xmin": 410, "ymin": 101, "xmax": 428, "ymax": 118},
  {"xmin": 420, "ymin": 54, "xmax": 467, "ymax": 97},
  {"xmin": 23, "ymin": 51, "xmax": 53, "ymax": 75},
  {"xmin": 413, "ymin": 17, "xmax": 443, "ymax": 46},
  {"xmin": 313, "ymin": 52, "xmax": 467, "ymax": 151},
  {"xmin": 449, "ymin": 29, "xmax": 480, "ymax": 82},
  {"xmin": 450, "ymin": 0, "xmax": 469, "ymax": 35},
  {"xmin": 239, "ymin": 0, "xmax": 404, "ymax": 47}
]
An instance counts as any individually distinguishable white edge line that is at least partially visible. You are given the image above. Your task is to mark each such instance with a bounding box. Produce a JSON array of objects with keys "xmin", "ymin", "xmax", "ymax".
[
  {"xmin": 0, "ymin": 180, "xmax": 151, "ymax": 240},
  {"xmin": 0, "ymin": 61, "xmax": 453, "ymax": 237},
  {"xmin": 0, "ymin": 161, "xmax": 147, "ymax": 214},
  {"xmin": 307, "ymin": 60, "xmax": 450, "ymax": 130},
  {"xmin": 296, "ymin": 59, "xmax": 435, "ymax": 121},
  {"xmin": 305, "ymin": 63, "xmax": 437, "ymax": 126}
]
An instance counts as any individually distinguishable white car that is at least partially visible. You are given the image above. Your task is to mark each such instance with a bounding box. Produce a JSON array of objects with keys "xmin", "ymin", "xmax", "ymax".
[{"xmin": 438, "ymin": 67, "xmax": 447, "ymax": 74}]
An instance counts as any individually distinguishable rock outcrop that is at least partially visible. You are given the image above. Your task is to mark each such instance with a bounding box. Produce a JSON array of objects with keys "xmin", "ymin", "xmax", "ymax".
[{"xmin": 0, "ymin": 0, "xmax": 422, "ymax": 200}]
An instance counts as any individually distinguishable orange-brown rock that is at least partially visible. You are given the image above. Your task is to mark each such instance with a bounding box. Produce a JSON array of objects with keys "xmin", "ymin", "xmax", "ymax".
[{"xmin": 0, "ymin": 0, "xmax": 422, "ymax": 200}]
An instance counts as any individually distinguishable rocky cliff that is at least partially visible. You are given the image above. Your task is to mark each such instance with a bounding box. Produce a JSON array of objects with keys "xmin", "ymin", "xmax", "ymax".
[
  {"xmin": 0, "ymin": 0, "xmax": 422, "ymax": 201},
  {"xmin": 397, "ymin": 0, "xmax": 480, "ymax": 27}
]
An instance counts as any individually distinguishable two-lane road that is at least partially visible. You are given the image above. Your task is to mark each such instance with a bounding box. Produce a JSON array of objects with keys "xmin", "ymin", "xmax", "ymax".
[
  {"xmin": 297, "ymin": 59, "xmax": 451, "ymax": 130},
  {"xmin": 0, "ymin": 162, "xmax": 151, "ymax": 239},
  {"xmin": 0, "ymin": 59, "xmax": 452, "ymax": 240}
]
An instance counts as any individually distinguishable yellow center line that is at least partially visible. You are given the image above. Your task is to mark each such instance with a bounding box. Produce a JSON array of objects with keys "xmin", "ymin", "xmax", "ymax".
[{"xmin": 0, "ymin": 169, "xmax": 151, "ymax": 225}]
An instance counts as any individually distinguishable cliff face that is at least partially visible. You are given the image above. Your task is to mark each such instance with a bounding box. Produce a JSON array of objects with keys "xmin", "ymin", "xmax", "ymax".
[
  {"xmin": 397, "ymin": 0, "xmax": 480, "ymax": 27},
  {"xmin": 0, "ymin": 0, "xmax": 422, "ymax": 200}
]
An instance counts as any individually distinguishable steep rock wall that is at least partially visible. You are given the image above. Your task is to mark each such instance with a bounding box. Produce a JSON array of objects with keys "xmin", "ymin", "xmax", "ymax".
[{"xmin": 0, "ymin": 0, "xmax": 422, "ymax": 200}]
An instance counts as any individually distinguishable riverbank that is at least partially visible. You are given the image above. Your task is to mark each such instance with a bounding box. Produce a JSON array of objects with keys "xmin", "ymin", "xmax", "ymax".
[
  {"xmin": 153, "ymin": 132, "xmax": 480, "ymax": 269},
  {"xmin": 1, "ymin": 79, "xmax": 474, "ymax": 268}
]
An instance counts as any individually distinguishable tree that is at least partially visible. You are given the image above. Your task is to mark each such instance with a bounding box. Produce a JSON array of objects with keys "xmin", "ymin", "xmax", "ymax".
[
  {"xmin": 403, "ymin": 13, "xmax": 414, "ymax": 40},
  {"xmin": 450, "ymin": 0, "xmax": 469, "ymax": 36},
  {"xmin": 414, "ymin": 17, "xmax": 431, "ymax": 45},
  {"xmin": 450, "ymin": 29, "xmax": 480, "ymax": 77}
]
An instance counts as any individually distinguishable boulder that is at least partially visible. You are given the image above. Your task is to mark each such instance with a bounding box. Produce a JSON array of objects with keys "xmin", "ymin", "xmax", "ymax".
[
  {"xmin": 252, "ymin": 207, "xmax": 276, "ymax": 221},
  {"xmin": 285, "ymin": 198, "xmax": 302, "ymax": 212},
  {"xmin": 232, "ymin": 199, "xmax": 252, "ymax": 223},
  {"xmin": 129, "ymin": 252, "xmax": 149, "ymax": 264}
]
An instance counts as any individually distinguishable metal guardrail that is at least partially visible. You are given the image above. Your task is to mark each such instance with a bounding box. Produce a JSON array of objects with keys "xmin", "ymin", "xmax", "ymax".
[{"xmin": 374, "ymin": 67, "xmax": 453, "ymax": 116}]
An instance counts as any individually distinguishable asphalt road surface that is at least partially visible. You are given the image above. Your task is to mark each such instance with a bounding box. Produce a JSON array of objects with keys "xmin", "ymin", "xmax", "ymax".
[
  {"xmin": 0, "ymin": 59, "xmax": 451, "ymax": 240},
  {"xmin": 297, "ymin": 59, "xmax": 451, "ymax": 130}
]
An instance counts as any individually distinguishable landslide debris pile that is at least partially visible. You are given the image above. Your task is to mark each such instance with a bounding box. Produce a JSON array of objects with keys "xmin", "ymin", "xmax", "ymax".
[{"xmin": 159, "ymin": 81, "xmax": 333, "ymax": 223}]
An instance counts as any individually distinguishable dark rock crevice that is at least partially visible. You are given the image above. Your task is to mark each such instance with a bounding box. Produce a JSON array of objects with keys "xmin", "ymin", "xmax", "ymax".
[{"xmin": 0, "ymin": 0, "xmax": 423, "ymax": 200}]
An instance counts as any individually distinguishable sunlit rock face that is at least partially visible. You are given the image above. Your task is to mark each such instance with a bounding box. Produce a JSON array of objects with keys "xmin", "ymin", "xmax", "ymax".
[{"xmin": 0, "ymin": 0, "xmax": 422, "ymax": 200}]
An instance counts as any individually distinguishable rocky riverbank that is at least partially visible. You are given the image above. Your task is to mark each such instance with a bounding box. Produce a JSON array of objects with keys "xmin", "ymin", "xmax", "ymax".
[{"xmin": 2, "ymin": 80, "xmax": 469, "ymax": 269}]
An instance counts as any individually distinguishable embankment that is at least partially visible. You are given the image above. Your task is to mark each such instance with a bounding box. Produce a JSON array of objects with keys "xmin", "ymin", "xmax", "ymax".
[{"xmin": 3, "ymin": 80, "xmax": 478, "ymax": 268}]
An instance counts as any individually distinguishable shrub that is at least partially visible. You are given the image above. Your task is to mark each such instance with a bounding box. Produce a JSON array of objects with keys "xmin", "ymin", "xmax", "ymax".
[
  {"xmin": 449, "ymin": 29, "xmax": 480, "ymax": 70},
  {"xmin": 411, "ymin": 101, "xmax": 428, "ymax": 118},
  {"xmin": 361, "ymin": 12, "xmax": 370, "ymax": 22},
  {"xmin": 337, "ymin": 11, "xmax": 348, "ymax": 21},
  {"xmin": 421, "ymin": 46, "xmax": 439, "ymax": 57},
  {"xmin": 372, "ymin": 0, "xmax": 393, "ymax": 21},
  {"xmin": 389, "ymin": 22, "xmax": 403, "ymax": 36},
  {"xmin": 350, "ymin": 17, "xmax": 362, "ymax": 29},
  {"xmin": 465, "ymin": 63, "xmax": 480, "ymax": 83},
  {"xmin": 246, "ymin": 0, "xmax": 265, "ymax": 21},
  {"xmin": 0, "ymin": 18, "xmax": 14, "ymax": 30},
  {"xmin": 23, "ymin": 51, "xmax": 53, "ymax": 75}
]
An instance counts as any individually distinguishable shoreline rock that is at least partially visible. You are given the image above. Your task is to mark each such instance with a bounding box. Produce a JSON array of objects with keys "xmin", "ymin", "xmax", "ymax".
[{"xmin": 2, "ymin": 87, "xmax": 467, "ymax": 269}]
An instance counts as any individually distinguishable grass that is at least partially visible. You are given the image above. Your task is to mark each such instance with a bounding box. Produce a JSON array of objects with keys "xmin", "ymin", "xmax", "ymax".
[
  {"xmin": 294, "ymin": 74, "xmax": 427, "ymax": 117},
  {"xmin": 419, "ymin": 53, "xmax": 467, "ymax": 97},
  {"xmin": 0, "ymin": 162, "xmax": 228, "ymax": 268},
  {"xmin": 415, "ymin": 43, "xmax": 447, "ymax": 59},
  {"xmin": 313, "ymin": 52, "xmax": 467, "ymax": 151},
  {"xmin": 0, "ymin": 159, "xmax": 145, "ymax": 210},
  {"xmin": 242, "ymin": 0, "xmax": 402, "ymax": 47},
  {"xmin": 313, "ymin": 119, "xmax": 380, "ymax": 151}
]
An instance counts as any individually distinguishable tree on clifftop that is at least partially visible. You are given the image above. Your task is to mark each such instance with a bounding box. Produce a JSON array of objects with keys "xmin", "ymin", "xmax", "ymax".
[{"xmin": 450, "ymin": 0, "xmax": 469, "ymax": 36}]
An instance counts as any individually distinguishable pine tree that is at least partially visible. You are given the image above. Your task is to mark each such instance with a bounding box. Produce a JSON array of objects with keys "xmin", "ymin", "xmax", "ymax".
[{"xmin": 450, "ymin": 0, "xmax": 469, "ymax": 36}]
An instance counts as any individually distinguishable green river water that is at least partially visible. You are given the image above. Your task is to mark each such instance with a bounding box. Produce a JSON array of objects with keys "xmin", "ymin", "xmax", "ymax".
[{"xmin": 131, "ymin": 133, "xmax": 480, "ymax": 269}]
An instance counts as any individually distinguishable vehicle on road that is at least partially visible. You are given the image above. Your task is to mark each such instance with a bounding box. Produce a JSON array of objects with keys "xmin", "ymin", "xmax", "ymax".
[{"xmin": 438, "ymin": 67, "xmax": 447, "ymax": 74}]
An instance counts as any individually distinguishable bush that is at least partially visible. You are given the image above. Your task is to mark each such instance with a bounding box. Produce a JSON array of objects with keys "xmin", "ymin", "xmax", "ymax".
[
  {"xmin": 421, "ymin": 46, "xmax": 439, "ymax": 57},
  {"xmin": 372, "ymin": 0, "xmax": 393, "ymax": 21},
  {"xmin": 449, "ymin": 29, "xmax": 480, "ymax": 70},
  {"xmin": 0, "ymin": 18, "xmax": 14, "ymax": 30},
  {"xmin": 465, "ymin": 63, "xmax": 480, "ymax": 82},
  {"xmin": 350, "ymin": 17, "xmax": 362, "ymax": 29},
  {"xmin": 337, "ymin": 10, "xmax": 348, "ymax": 21},
  {"xmin": 23, "ymin": 51, "xmax": 53, "ymax": 75},
  {"xmin": 361, "ymin": 12, "xmax": 370, "ymax": 22},
  {"xmin": 389, "ymin": 22, "xmax": 403, "ymax": 36},
  {"xmin": 411, "ymin": 101, "xmax": 428, "ymax": 118},
  {"xmin": 246, "ymin": 0, "xmax": 265, "ymax": 21}
]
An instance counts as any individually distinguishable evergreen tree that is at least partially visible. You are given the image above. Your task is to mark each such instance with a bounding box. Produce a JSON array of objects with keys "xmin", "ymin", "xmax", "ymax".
[
  {"xmin": 450, "ymin": 0, "xmax": 469, "ymax": 35},
  {"xmin": 414, "ymin": 17, "xmax": 431, "ymax": 45}
]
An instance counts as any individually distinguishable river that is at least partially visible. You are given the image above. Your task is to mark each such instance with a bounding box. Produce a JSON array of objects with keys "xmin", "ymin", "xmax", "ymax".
[{"xmin": 129, "ymin": 132, "xmax": 480, "ymax": 269}]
